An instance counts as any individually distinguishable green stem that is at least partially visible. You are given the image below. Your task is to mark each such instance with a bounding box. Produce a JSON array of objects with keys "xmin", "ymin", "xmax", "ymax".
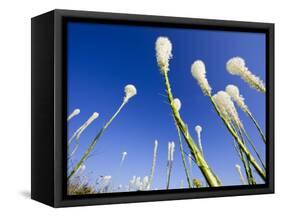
[
  {"xmin": 208, "ymin": 95, "xmax": 266, "ymax": 181},
  {"xmin": 163, "ymin": 71, "xmax": 220, "ymax": 187},
  {"xmin": 247, "ymin": 110, "xmax": 266, "ymax": 145},
  {"xmin": 177, "ymin": 126, "xmax": 192, "ymax": 188},
  {"xmin": 241, "ymin": 126, "xmax": 266, "ymax": 170},
  {"xmin": 68, "ymin": 101, "xmax": 127, "ymax": 180}
]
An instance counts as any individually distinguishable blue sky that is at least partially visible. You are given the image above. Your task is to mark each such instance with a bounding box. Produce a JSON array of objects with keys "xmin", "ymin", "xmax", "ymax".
[{"xmin": 67, "ymin": 21, "xmax": 266, "ymax": 191}]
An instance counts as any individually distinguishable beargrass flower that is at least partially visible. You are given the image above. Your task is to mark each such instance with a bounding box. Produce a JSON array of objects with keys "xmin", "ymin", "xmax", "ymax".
[
  {"xmin": 173, "ymin": 98, "xmax": 182, "ymax": 111},
  {"xmin": 167, "ymin": 141, "xmax": 175, "ymax": 189},
  {"xmin": 68, "ymin": 112, "xmax": 99, "ymax": 158},
  {"xmin": 226, "ymin": 57, "xmax": 265, "ymax": 93},
  {"xmin": 235, "ymin": 164, "xmax": 246, "ymax": 184},
  {"xmin": 191, "ymin": 60, "xmax": 212, "ymax": 96},
  {"xmin": 67, "ymin": 108, "xmax": 80, "ymax": 121},
  {"xmin": 226, "ymin": 84, "xmax": 266, "ymax": 144},
  {"xmin": 195, "ymin": 125, "xmax": 203, "ymax": 154},
  {"xmin": 155, "ymin": 37, "xmax": 172, "ymax": 73},
  {"xmin": 76, "ymin": 112, "xmax": 99, "ymax": 140},
  {"xmin": 147, "ymin": 140, "xmax": 158, "ymax": 190},
  {"xmin": 124, "ymin": 84, "xmax": 137, "ymax": 103},
  {"xmin": 120, "ymin": 151, "xmax": 128, "ymax": 167},
  {"xmin": 212, "ymin": 91, "xmax": 241, "ymax": 127},
  {"xmin": 226, "ymin": 85, "xmax": 248, "ymax": 113}
]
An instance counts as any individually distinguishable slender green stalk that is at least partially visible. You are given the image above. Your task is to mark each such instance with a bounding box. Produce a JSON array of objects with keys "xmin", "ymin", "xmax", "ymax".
[
  {"xmin": 241, "ymin": 127, "xmax": 266, "ymax": 170},
  {"xmin": 177, "ymin": 126, "xmax": 192, "ymax": 188},
  {"xmin": 208, "ymin": 95, "xmax": 266, "ymax": 181},
  {"xmin": 68, "ymin": 101, "xmax": 127, "ymax": 180},
  {"xmin": 163, "ymin": 71, "xmax": 220, "ymax": 187},
  {"xmin": 147, "ymin": 140, "xmax": 158, "ymax": 190},
  {"xmin": 247, "ymin": 111, "xmax": 266, "ymax": 144},
  {"xmin": 231, "ymin": 122, "xmax": 256, "ymax": 184}
]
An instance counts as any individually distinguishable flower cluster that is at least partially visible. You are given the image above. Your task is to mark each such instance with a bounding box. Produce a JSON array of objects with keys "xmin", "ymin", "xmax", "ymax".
[
  {"xmin": 155, "ymin": 37, "xmax": 173, "ymax": 73},
  {"xmin": 226, "ymin": 57, "xmax": 265, "ymax": 93},
  {"xmin": 225, "ymin": 84, "xmax": 249, "ymax": 113},
  {"xmin": 124, "ymin": 84, "xmax": 137, "ymax": 103},
  {"xmin": 212, "ymin": 91, "xmax": 241, "ymax": 127},
  {"xmin": 173, "ymin": 98, "xmax": 182, "ymax": 112},
  {"xmin": 67, "ymin": 108, "xmax": 80, "ymax": 121},
  {"xmin": 191, "ymin": 60, "xmax": 212, "ymax": 96}
]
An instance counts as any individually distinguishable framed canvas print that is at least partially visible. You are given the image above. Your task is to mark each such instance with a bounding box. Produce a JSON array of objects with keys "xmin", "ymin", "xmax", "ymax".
[{"xmin": 31, "ymin": 9, "xmax": 274, "ymax": 207}]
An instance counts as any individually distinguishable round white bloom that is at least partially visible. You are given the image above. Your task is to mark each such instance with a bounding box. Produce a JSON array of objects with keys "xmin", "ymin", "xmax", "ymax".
[
  {"xmin": 191, "ymin": 60, "xmax": 212, "ymax": 95},
  {"xmin": 173, "ymin": 98, "xmax": 182, "ymax": 111},
  {"xmin": 195, "ymin": 125, "xmax": 202, "ymax": 133},
  {"xmin": 235, "ymin": 164, "xmax": 241, "ymax": 170},
  {"xmin": 76, "ymin": 112, "xmax": 99, "ymax": 140},
  {"xmin": 226, "ymin": 57, "xmax": 246, "ymax": 75},
  {"xmin": 124, "ymin": 84, "xmax": 137, "ymax": 102},
  {"xmin": 155, "ymin": 37, "xmax": 172, "ymax": 73},
  {"xmin": 226, "ymin": 84, "xmax": 248, "ymax": 113},
  {"xmin": 67, "ymin": 108, "xmax": 80, "ymax": 121},
  {"xmin": 103, "ymin": 176, "xmax": 112, "ymax": 181},
  {"xmin": 79, "ymin": 164, "xmax": 86, "ymax": 172},
  {"xmin": 122, "ymin": 151, "xmax": 127, "ymax": 156},
  {"xmin": 226, "ymin": 57, "xmax": 265, "ymax": 93},
  {"xmin": 87, "ymin": 112, "xmax": 99, "ymax": 124},
  {"xmin": 168, "ymin": 141, "xmax": 175, "ymax": 161}
]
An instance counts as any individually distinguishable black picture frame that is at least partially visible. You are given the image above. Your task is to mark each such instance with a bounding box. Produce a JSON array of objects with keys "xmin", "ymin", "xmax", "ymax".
[{"xmin": 31, "ymin": 9, "xmax": 274, "ymax": 207}]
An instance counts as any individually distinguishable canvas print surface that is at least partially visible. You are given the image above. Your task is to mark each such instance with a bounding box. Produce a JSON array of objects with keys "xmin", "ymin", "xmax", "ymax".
[{"xmin": 66, "ymin": 21, "xmax": 266, "ymax": 195}]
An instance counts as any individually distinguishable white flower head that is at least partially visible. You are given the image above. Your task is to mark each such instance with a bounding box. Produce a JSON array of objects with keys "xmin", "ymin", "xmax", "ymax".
[
  {"xmin": 173, "ymin": 98, "xmax": 182, "ymax": 111},
  {"xmin": 235, "ymin": 164, "xmax": 245, "ymax": 184},
  {"xmin": 155, "ymin": 37, "xmax": 173, "ymax": 73},
  {"xmin": 225, "ymin": 84, "xmax": 249, "ymax": 113},
  {"xmin": 191, "ymin": 60, "xmax": 212, "ymax": 95},
  {"xmin": 226, "ymin": 57, "xmax": 265, "ymax": 93},
  {"xmin": 195, "ymin": 125, "xmax": 202, "ymax": 134},
  {"xmin": 168, "ymin": 141, "xmax": 175, "ymax": 161},
  {"xmin": 195, "ymin": 125, "xmax": 203, "ymax": 154},
  {"xmin": 67, "ymin": 108, "xmax": 80, "ymax": 121},
  {"xmin": 76, "ymin": 112, "xmax": 99, "ymax": 140},
  {"xmin": 212, "ymin": 91, "xmax": 241, "ymax": 126},
  {"xmin": 88, "ymin": 112, "xmax": 99, "ymax": 123},
  {"xmin": 124, "ymin": 84, "xmax": 137, "ymax": 103},
  {"xmin": 103, "ymin": 176, "xmax": 112, "ymax": 181},
  {"xmin": 79, "ymin": 164, "xmax": 86, "ymax": 172},
  {"xmin": 120, "ymin": 151, "xmax": 128, "ymax": 166},
  {"xmin": 235, "ymin": 164, "xmax": 241, "ymax": 170}
]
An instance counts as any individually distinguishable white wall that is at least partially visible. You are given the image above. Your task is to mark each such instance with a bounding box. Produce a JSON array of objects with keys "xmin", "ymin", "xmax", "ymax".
[{"xmin": 0, "ymin": 0, "xmax": 279, "ymax": 215}]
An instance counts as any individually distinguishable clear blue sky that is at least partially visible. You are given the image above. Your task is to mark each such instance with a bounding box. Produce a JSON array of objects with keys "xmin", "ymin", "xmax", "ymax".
[{"xmin": 67, "ymin": 21, "xmax": 266, "ymax": 191}]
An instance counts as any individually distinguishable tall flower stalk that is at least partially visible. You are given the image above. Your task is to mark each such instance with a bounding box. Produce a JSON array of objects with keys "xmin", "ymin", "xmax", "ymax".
[
  {"xmin": 173, "ymin": 98, "xmax": 192, "ymax": 188},
  {"xmin": 191, "ymin": 60, "xmax": 265, "ymax": 181},
  {"xmin": 226, "ymin": 84, "xmax": 266, "ymax": 144},
  {"xmin": 120, "ymin": 151, "xmax": 128, "ymax": 167},
  {"xmin": 226, "ymin": 57, "xmax": 266, "ymax": 93},
  {"xmin": 166, "ymin": 141, "xmax": 175, "ymax": 189},
  {"xmin": 195, "ymin": 125, "xmax": 203, "ymax": 155},
  {"xmin": 68, "ymin": 84, "xmax": 137, "ymax": 180},
  {"xmin": 156, "ymin": 37, "xmax": 220, "ymax": 187},
  {"xmin": 68, "ymin": 112, "xmax": 99, "ymax": 158},
  {"xmin": 68, "ymin": 108, "xmax": 80, "ymax": 121},
  {"xmin": 235, "ymin": 164, "xmax": 246, "ymax": 185},
  {"xmin": 147, "ymin": 140, "xmax": 158, "ymax": 190}
]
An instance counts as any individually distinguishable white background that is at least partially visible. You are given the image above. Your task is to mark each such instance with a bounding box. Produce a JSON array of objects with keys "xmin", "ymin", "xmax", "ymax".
[{"xmin": 0, "ymin": 0, "xmax": 279, "ymax": 215}]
